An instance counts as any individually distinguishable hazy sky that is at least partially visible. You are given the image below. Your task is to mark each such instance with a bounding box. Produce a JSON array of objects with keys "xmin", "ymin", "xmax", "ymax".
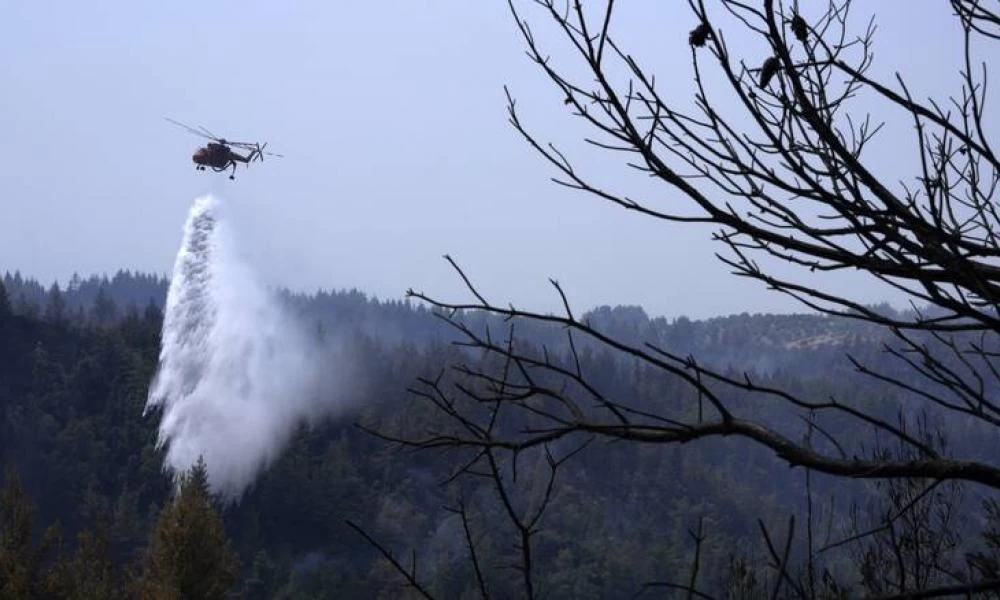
[{"xmin": 0, "ymin": 2, "xmax": 980, "ymax": 319}]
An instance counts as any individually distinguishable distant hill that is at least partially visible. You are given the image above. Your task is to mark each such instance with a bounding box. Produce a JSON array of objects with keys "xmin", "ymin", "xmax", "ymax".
[{"xmin": 3, "ymin": 269, "xmax": 894, "ymax": 375}]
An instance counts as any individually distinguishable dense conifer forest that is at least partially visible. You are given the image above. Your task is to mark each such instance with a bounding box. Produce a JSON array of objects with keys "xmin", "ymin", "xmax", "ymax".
[{"xmin": 3, "ymin": 270, "xmax": 996, "ymax": 598}]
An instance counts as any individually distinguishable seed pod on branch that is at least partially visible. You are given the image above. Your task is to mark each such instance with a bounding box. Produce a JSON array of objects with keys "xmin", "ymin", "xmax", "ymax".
[
  {"xmin": 689, "ymin": 22, "xmax": 711, "ymax": 47},
  {"xmin": 759, "ymin": 56, "xmax": 780, "ymax": 87},
  {"xmin": 791, "ymin": 14, "xmax": 808, "ymax": 42}
]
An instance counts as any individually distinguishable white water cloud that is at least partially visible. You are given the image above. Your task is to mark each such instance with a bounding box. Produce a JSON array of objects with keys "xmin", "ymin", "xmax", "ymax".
[{"xmin": 146, "ymin": 195, "xmax": 349, "ymax": 498}]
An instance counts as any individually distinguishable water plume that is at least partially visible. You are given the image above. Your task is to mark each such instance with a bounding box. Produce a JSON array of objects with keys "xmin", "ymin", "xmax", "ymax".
[{"xmin": 146, "ymin": 194, "xmax": 344, "ymax": 498}]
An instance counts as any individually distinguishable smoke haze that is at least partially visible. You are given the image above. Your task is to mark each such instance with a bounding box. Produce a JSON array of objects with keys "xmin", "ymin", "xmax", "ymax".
[{"xmin": 146, "ymin": 195, "xmax": 347, "ymax": 498}]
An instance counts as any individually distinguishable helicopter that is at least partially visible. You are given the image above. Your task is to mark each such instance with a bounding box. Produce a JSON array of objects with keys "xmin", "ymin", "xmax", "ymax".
[{"xmin": 166, "ymin": 118, "xmax": 282, "ymax": 179}]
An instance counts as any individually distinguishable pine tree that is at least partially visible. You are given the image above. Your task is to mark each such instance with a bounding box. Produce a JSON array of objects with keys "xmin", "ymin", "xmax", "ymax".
[
  {"xmin": 134, "ymin": 458, "xmax": 239, "ymax": 600},
  {"xmin": 143, "ymin": 298, "xmax": 162, "ymax": 325},
  {"xmin": 243, "ymin": 550, "xmax": 276, "ymax": 600},
  {"xmin": 30, "ymin": 342, "xmax": 62, "ymax": 400},
  {"xmin": 91, "ymin": 288, "xmax": 118, "ymax": 326},
  {"xmin": 0, "ymin": 468, "xmax": 61, "ymax": 598},
  {"xmin": 47, "ymin": 526, "xmax": 122, "ymax": 600},
  {"xmin": 0, "ymin": 468, "xmax": 36, "ymax": 598},
  {"xmin": 45, "ymin": 283, "xmax": 67, "ymax": 324},
  {"xmin": 0, "ymin": 279, "xmax": 11, "ymax": 317},
  {"xmin": 15, "ymin": 293, "xmax": 39, "ymax": 319}
]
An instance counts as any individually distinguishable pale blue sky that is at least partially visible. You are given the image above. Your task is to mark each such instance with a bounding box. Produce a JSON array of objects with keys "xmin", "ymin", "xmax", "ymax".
[{"xmin": 0, "ymin": 2, "xmax": 978, "ymax": 318}]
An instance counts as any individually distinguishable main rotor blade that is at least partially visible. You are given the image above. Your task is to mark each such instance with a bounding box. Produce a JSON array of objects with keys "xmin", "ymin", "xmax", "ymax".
[
  {"xmin": 164, "ymin": 117, "xmax": 215, "ymax": 141},
  {"xmin": 197, "ymin": 125, "xmax": 221, "ymax": 140}
]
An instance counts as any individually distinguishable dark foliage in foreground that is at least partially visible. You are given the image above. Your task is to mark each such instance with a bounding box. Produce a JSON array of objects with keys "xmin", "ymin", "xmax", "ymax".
[{"xmin": 2, "ymin": 272, "xmax": 982, "ymax": 597}]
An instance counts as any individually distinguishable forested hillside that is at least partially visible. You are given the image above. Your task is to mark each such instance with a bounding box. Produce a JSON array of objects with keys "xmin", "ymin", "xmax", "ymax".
[{"xmin": 0, "ymin": 271, "xmax": 990, "ymax": 597}]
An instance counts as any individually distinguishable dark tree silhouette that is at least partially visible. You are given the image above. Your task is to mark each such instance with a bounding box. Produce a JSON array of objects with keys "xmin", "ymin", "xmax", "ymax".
[
  {"xmin": 134, "ymin": 458, "xmax": 239, "ymax": 600},
  {"xmin": 369, "ymin": 0, "xmax": 1000, "ymax": 597}
]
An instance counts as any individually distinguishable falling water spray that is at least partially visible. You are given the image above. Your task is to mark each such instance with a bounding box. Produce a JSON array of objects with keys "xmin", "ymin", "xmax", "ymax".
[{"xmin": 146, "ymin": 195, "xmax": 344, "ymax": 498}]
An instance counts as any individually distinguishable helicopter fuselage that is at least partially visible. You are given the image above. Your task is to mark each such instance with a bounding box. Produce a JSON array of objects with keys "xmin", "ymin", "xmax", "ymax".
[{"xmin": 192, "ymin": 143, "xmax": 249, "ymax": 170}]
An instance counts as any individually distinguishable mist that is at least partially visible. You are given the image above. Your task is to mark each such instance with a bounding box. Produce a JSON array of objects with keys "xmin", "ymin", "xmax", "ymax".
[{"xmin": 145, "ymin": 194, "xmax": 350, "ymax": 498}]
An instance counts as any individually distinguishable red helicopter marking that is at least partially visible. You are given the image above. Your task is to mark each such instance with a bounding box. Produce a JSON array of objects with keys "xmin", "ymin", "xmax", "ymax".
[{"xmin": 166, "ymin": 118, "xmax": 282, "ymax": 180}]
